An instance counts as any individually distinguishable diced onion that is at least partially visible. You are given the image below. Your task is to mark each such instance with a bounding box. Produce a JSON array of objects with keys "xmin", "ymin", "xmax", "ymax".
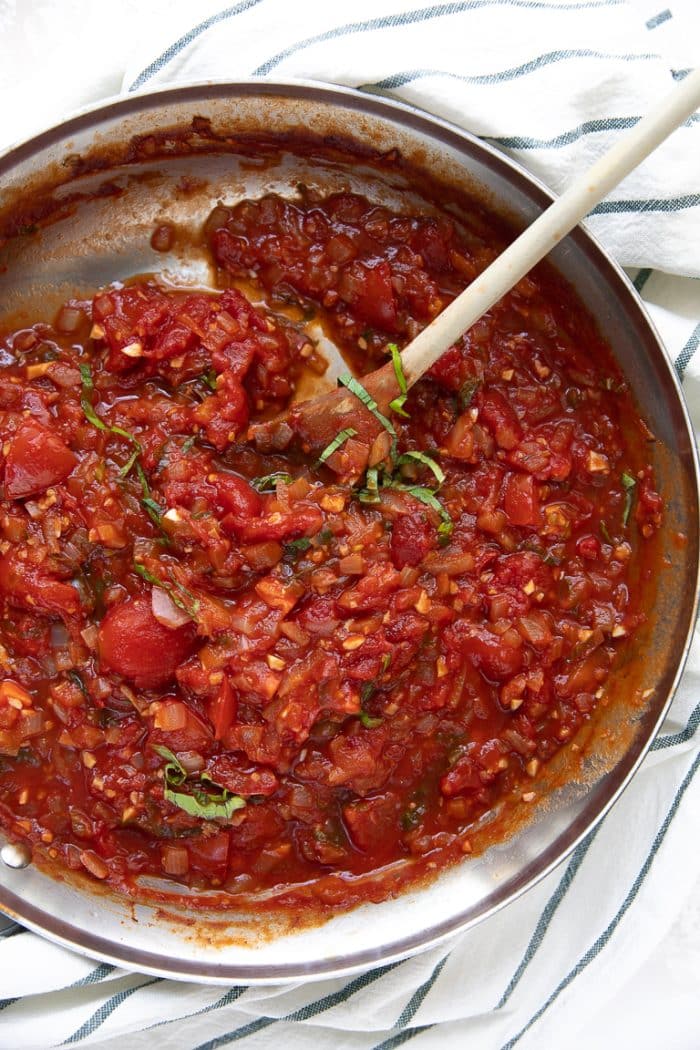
[
  {"xmin": 177, "ymin": 750, "xmax": 205, "ymax": 774},
  {"xmin": 50, "ymin": 623, "xmax": 70, "ymax": 648},
  {"xmin": 55, "ymin": 305, "xmax": 84, "ymax": 333},
  {"xmin": 79, "ymin": 850, "xmax": 109, "ymax": 880},
  {"xmin": 339, "ymin": 553, "xmax": 364, "ymax": 575},
  {"xmin": 425, "ymin": 550, "xmax": 476, "ymax": 576},
  {"xmin": 153, "ymin": 701, "xmax": 187, "ymax": 731},
  {"xmin": 80, "ymin": 625, "xmax": 99, "ymax": 650},
  {"xmin": 18, "ymin": 710, "xmax": 43, "ymax": 738},
  {"xmin": 161, "ymin": 844, "xmax": 189, "ymax": 876},
  {"xmin": 24, "ymin": 501, "xmax": 43, "ymax": 520},
  {"xmin": 151, "ymin": 586, "xmax": 190, "ymax": 629}
]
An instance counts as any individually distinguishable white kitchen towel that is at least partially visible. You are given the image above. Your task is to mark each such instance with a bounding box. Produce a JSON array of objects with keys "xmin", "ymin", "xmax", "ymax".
[
  {"xmin": 119, "ymin": 0, "xmax": 700, "ymax": 277},
  {"xmin": 0, "ymin": 1, "xmax": 699, "ymax": 1049}
]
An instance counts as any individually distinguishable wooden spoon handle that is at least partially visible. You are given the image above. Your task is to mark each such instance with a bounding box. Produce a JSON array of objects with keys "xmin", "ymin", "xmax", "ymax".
[{"xmin": 400, "ymin": 65, "xmax": 700, "ymax": 387}]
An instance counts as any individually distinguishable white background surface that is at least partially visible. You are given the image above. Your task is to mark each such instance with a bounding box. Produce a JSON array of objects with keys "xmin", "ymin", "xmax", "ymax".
[{"xmin": 0, "ymin": 1, "xmax": 698, "ymax": 1047}]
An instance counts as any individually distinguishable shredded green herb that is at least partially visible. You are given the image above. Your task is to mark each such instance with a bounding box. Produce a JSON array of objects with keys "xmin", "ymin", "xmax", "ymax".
[
  {"xmin": 359, "ymin": 466, "xmax": 381, "ymax": 504},
  {"xmin": 317, "ymin": 427, "xmax": 358, "ymax": 466},
  {"xmin": 201, "ymin": 369, "xmax": 218, "ymax": 392},
  {"xmin": 134, "ymin": 462, "xmax": 168, "ymax": 537},
  {"xmin": 283, "ymin": 537, "xmax": 312, "ymax": 557},
  {"xmin": 133, "ymin": 562, "xmax": 199, "ymax": 620},
  {"xmin": 251, "ymin": 472, "xmax": 295, "ymax": 492},
  {"xmin": 328, "ymin": 369, "xmax": 453, "ymax": 546},
  {"xmin": 437, "ymin": 519, "xmax": 454, "ymax": 546},
  {"xmin": 600, "ymin": 520, "xmax": 612, "ymax": 542},
  {"xmin": 621, "ymin": 471, "xmax": 636, "ymax": 528},
  {"xmin": 169, "ymin": 577, "xmax": 201, "ymax": 616},
  {"xmin": 151, "ymin": 744, "xmax": 187, "ymax": 783},
  {"xmin": 397, "ymin": 450, "xmax": 445, "ymax": 486},
  {"xmin": 182, "ymin": 434, "xmax": 197, "ymax": 453},
  {"xmin": 118, "ymin": 446, "xmax": 141, "ymax": 480},
  {"xmin": 458, "ymin": 378, "xmax": 481, "ymax": 409},
  {"xmin": 359, "ymin": 710, "xmax": 383, "ymax": 729},
  {"xmin": 338, "ymin": 373, "xmax": 396, "ymax": 442},
  {"xmin": 81, "ymin": 364, "xmax": 169, "ymax": 536},
  {"xmin": 152, "ymin": 744, "xmax": 245, "ymax": 820},
  {"xmin": 80, "ymin": 364, "xmax": 139, "ymax": 449},
  {"xmin": 67, "ymin": 670, "xmax": 88, "ymax": 698},
  {"xmin": 388, "ymin": 343, "xmax": 410, "ymax": 417},
  {"xmin": 400, "ymin": 484, "xmax": 454, "ymax": 543},
  {"xmin": 360, "ymin": 682, "xmax": 375, "ymax": 704}
]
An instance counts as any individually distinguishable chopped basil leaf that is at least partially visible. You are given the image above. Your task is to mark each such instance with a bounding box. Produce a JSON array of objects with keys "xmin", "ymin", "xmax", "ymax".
[
  {"xmin": 81, "ymin": 365, "xmax": 159, "ymax": 504},
  {"xmin": 600, "ymin": 520, "xmax": 612, "ymax": 542},
  {"xmin": 360, "ymin": 682, "xmax": 375, "ymax": 704},
  {"xmin": 134, "ymin": 462, "xmax": 169, "ymax": 539},
  {"xmin": 621, "ymin": 471, "xmax": 636, "ymax": 527},
  {"xmin": 359, "ymin": 710, "xmax": 383, "ymax": 729},
  {"xmin": 80, "ymin": 392, "xmax": 109, "ymax": 433},
  {"xmin": 388, "ymin": 343, "xmax": 410, "ymax": 418},
  {"xmin": 401, "ymin": 484, "xmax": 453, "ymax": 531},
  {"xmin": 201, "ymin": 369, "xmax": 218, "ymax": 391},
  {"xmin": 458, "ymin": 378, "xmax": 481, "ymax": 409},
  {"xmin": 134, "ymin": 562, "xmax": 199, "ymax": 619},
  {"xmin": 397, "ymin": 450, "xmax": 445, "ymax": 486},
  {"xmin": 79, "ymin": 362, "xmax": 94, "ymax": 393},
  {"xmin": 153, "ymin": 744, "xmax": 245, "ymax": 820},
  {"xmin": 437, "ymin": 519, "xmax": 454, "ymax": 546},
  {"xmin": 169, "ymin": 577, "xmax": 201, "ymax": 618},
  {"xmin": 359, "ymin": 466, "xmax": 381, "ymax": 504},
  {"xmin": 317, "ymin": 427, "xmax": 358, "ymax": 466},
  {"xmin": 133, "ymin": 561, "xmax": 161, "ymax": 587},
  {"xmin": 118, "ymin": 445, "xmax": 141, "ymax": 480},
  {"xmin": 398, "ymin": 484, "xmax": 454, "ymax": 544},
  {"xmin": 401, "ymin": 803, "xmax": 425, "ymax": 830},
  {"xmin": 182, "ymin": 434, "xmax": 197, "ymax": 453},
  {"xmin": 68, "ymin": 670, "xmax": 88, "ymax": 697},
  {"xmin": 151, "ymin": 743, "xmax": 187, "ymax": 784},
  {"xmin": 251, "ymin": 472, "xmax": 295, "ymax": 492},
  {"xmin": 164, "ymin": 785, "xmax": 246, "ymax": 821},
  {"xmin": 80, "ymin": 365, "xmax": 139, "ymax": 445},
  {"xmin": 381, "ymin": 653, "xmax": 391, "ymax": 673},
  {"xmin": 284, "ymin": 537, "xmax": 312, "ymax": 557},
  {"xmin": 338, "ymin": 373, "xmax": 396, "ymax": 442},
  {"xmin": 141, "ymin": 496, "xmax": 164, "ymax": 528}
]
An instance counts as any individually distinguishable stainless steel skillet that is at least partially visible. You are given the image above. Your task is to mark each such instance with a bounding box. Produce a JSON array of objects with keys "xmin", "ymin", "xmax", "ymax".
[{"xmin": 0, "ymin": 80, "xmax": 697, "ymax": 983}]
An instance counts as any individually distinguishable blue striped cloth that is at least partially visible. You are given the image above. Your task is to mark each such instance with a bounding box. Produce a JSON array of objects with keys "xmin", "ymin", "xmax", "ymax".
[{"xmin": 1, "ymin": 1, "xmax": 699, "ymax": 1048}]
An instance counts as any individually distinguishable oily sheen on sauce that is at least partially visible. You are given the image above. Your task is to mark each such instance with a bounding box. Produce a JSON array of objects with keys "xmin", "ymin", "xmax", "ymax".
[{"xmin": 0, "ymin": 191, "xmax": 662, "ymax": 910}]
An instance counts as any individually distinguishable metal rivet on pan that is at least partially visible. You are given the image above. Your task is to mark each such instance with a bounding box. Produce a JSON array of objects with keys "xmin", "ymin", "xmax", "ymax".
[{"xmin": 1, "ymin": 842, "xmax": 32, "ymax": 869}]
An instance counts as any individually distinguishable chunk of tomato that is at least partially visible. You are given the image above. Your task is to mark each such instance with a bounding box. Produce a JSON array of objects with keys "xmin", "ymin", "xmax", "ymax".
[
  {"xmin": 98, "ymin": 596, "xmax": 196, "ymax": 688},
  {"xmin": 447, "ymin": 621, "xmax": 523, "ymax": 680},
  {"xmin": 338, "ymin": 260, "xmax": 398, "ymax": 331},
  {"xmin": 390, "ymin": 512, "xmax": 436, "ymax": 568},
  {"xmin": 503, "ymin": 473, "xmax": 540, "ymax": 527},
  {"xmin": 480, "ymin": 390, "xmax": 522, "ymax": 450},
  {"xmin": 0, "ymin": 553, "xmax": 80, "ymax": 617},
  {"xmin": 211, "ymin": 474, "xmax": 262, "ymax": 519},
  {"xmin": 208, "ymin": 677, "xmax": 238, "ymax": 741},
  {"xmin": 4, "ymin": 422, "xmax": 76, "ymax": 499}
]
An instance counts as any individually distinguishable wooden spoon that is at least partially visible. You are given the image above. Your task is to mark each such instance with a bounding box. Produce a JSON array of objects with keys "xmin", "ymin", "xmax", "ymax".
[{"xmin": 250, "ymin": 67, "xmax": 700, "ymax": 468}]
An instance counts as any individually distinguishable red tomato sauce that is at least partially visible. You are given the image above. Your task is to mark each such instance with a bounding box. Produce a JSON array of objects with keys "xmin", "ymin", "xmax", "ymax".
[{"xmin": 0, "ymin": 192, "xmax": 661, "ymax": 908}]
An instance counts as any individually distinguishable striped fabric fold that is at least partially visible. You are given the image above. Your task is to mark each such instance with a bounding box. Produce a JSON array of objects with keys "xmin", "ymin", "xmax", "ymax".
[
  {"xmin": 120, "ymin": 0, "xmax": 700, "ymax": 276},
  {"xmin": 0, "ymin": 1, "xmax": 698, "ymax": 1048}
]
